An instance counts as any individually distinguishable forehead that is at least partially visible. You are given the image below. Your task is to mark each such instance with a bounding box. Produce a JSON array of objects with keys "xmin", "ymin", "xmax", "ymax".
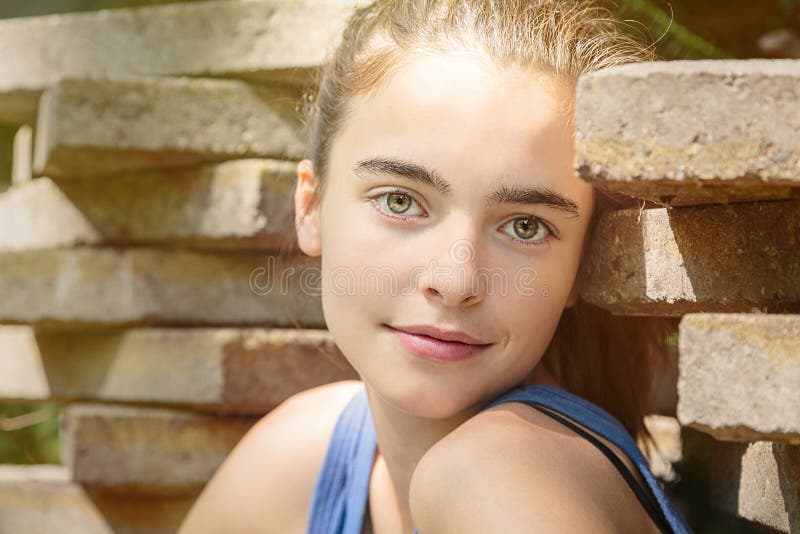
[
  {"xmin": 345, "ymin": 50, "xmax": 570, "ymax": 139},
  {"xmin": 327, "ymin": 50, "xmax": 579, "ymax": 198}
]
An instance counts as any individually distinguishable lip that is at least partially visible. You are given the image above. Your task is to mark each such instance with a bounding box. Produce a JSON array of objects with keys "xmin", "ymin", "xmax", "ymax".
[
  {"xmin": 384, "ymin": 324, "xmax": 492, "ymax": 363},
  {"xmin": 388, "ymin": 324, "xmax": 490, "ymax": 345}
]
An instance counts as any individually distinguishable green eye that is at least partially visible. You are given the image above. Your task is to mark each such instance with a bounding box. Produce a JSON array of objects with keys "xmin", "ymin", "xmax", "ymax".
[
  {"xmin": 369, "ymin": 189, "xmax": 426, "ymax": 220},
  {"xmin": 386, "ymin": 192, "xmax": 413, "ymax": 214},
  {"xmin": 513, "ymin": 217, "xmax": 539, "ymax": 239},
  {"xmin": 500, "ymin": 216, "xmax": 552, "ymax": 246}
]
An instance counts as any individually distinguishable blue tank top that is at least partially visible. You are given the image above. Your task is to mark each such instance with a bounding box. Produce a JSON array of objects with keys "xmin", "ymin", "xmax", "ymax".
[{"xmin": 306, "ymin": 383, "xmax": 693, "ymax": 534}]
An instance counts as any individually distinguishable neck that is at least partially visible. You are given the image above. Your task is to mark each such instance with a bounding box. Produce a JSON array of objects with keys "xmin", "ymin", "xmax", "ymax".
[
  {"xmin": 365, "ymin": 381, "xmax": 481, "ymax": 531},
  {"xmin": 361, "ymin": 364, "xmax": 562, "ymax": 532}
]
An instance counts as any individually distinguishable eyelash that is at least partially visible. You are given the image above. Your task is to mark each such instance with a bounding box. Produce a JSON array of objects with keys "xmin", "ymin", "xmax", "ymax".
[{"xmin": 367, "ymin": 188, "xmax": 557, "ymax": 248}]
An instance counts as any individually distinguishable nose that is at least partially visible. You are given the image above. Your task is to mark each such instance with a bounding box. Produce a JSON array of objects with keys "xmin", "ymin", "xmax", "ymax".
[{"xmin": 419, "ymin": 235, "xmax": 485, "ymax": 308}]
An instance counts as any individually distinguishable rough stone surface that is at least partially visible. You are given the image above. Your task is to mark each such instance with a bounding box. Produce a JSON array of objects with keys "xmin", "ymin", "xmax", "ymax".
[
  {"xmin": 0, "ymin": 175, "xmax": 99, "ymax": 250},
  {"xmin": 677, "ymin": 313, "xmax": 800, "ymax": 444},
  {"xmin": 0, "ymin": 159, "xmax": 298, "ymax": 251},
  {"xmin": 576, "ymin": 60, "xmax": 800, "ymax": 206},
  {"xmin": 580, "ymin": 201, "xmax": 800, "ymax": 316},
  {"xmin": 34, "ymin": 77, "xmax": 306, "ymax": 178},
  {"xmin": 0, "ymin": 248, "xmax": 325, "ymax": 328},
  {"xmin": 0, "ymin": 325, "xmax": 357, "ymax": 413},
  {"xmin": 0, "ymin": 0, "xmax": 366, "ymax": 124},
  {"xmin": 710, "ymin": 440, "xmax": 800, "ymax": 533},
  {"xmin": 0, "ymin": 464, "xmax": 195, "ymax": 534},
  {"xmin": 61, "ymin": 403, "xmax": 257, "ymax": 495},
  {"xmin": 12, "ymin": 124, "xmax": 32, "ymax": 184}
]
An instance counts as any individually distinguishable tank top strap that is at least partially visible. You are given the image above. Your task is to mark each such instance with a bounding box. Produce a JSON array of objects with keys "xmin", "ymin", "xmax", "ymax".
[
  {"xmin": 308, "ymin": 383, "xmax": 691, "ymax": 534},
  {"xmin": 483, "ymin": 383, "xmax": 692, "ymax": 534},
  {"xmin": 306, "ymin": 388, "xmax": 377, "ymax": 534}
]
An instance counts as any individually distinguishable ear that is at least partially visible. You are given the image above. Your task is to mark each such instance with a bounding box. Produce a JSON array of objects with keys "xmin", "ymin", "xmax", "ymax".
[{"xmin": 295, "ymin": 159, "xmax": 322, "ymax": 257}]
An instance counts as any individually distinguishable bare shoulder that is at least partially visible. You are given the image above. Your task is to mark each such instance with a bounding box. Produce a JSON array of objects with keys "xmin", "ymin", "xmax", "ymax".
[
  {"xmin": 179, "ymin": 380, "xmax": 364, "ymax": 534},
  {"xmin": 410, "ymin": 402, "xmax": 661, "ymax": 534}
]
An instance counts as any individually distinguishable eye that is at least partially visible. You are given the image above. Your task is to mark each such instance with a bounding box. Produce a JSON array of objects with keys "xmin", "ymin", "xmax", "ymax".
[
  {"xmin": 369, "ymin": 189, "xmax": 427, "ymax": 220},
  {"xmin": 499, "ymin": 216, "xmax": 555, "ymax": 247}
]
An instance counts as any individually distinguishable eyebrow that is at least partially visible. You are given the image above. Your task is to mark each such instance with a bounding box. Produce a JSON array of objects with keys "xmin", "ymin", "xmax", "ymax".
[{"xmin": 353, "ymin": 157, "xmax": 581, "ymax": 219}]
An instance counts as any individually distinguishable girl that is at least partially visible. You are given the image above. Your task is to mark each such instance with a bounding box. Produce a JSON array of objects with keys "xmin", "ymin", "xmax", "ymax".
[{"xmin": 181, "ymin": 1, "xmax": 692, "ymax": 533}]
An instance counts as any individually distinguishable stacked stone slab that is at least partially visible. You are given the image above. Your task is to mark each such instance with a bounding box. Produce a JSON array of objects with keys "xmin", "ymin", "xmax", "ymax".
[
  {"xmin": 0, "ymin": 1, "xmax": 366, "ymax": 531},
  {"xmin": 0, "ymin": 0, "xmax": 372, "ymax": 124},
  {"xmin": 577, "ymin": 60, "xmax": 800, "ymax": 532}
]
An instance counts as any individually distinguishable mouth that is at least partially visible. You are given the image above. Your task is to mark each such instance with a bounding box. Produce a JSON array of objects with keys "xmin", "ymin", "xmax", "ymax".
[
  {"xmin": 383, "ymin": 324, "xmax": 493, "ymax": 363},
  {"xmin": 384, "ymin": 323, "xmax": 492, "ymax": 345}
]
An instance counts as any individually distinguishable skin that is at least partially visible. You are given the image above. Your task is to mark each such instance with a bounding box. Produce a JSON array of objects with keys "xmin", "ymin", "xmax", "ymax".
[{"xmin": 295, "ymin": 49, "xmax": 595, "ymax": 533}]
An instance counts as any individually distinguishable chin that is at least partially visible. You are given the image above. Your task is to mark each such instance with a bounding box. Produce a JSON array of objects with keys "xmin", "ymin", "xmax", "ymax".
[{"xmin": 365, "ymin": 374, "xmax": 487, "ymax": 420}]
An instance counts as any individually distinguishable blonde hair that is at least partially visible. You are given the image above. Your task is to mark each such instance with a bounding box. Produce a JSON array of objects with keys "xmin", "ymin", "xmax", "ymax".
[{"xmin": 295, "ymin": 0, "xmax": 671, "ymax": 451}]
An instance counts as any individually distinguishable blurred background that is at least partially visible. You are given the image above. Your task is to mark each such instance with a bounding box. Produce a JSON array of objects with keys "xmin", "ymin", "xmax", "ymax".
[
  {"xmin": 3, "ymin": 0, "xmax": 800, "ymax": 190},
  {"xmin": 1, "ymin": 1, "xmax": 798, "ymax": 533}
]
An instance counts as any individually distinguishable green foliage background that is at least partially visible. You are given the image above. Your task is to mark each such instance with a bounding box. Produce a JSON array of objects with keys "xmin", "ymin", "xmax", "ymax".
[{"xmin": 0, "ymin": 403, "xmax": 60, "ymax": 464}]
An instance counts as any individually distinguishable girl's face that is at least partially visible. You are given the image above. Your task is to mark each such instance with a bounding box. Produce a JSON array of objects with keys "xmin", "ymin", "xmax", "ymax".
[{"xmin": 296, "ymin": 51, "xmax": 595, "ymax": 418}]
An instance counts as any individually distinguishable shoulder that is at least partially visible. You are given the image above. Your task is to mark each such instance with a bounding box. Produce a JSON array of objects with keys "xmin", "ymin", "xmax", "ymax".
[
  {"xmin": 179, "ymin": 380, "xmax": 364, "ymax": 534},
  {"xmin": 409, "ymin": 401, "xmax": 658, "ymax": 534}
]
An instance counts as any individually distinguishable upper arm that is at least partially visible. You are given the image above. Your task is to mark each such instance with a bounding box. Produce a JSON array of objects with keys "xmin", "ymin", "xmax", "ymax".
[
  {"xmin": 409, "ymin": 412, "xmax": 622, "ymax": 534},
  {"xmin": 178, "ymin": 380, "xmax": 362, "ymax": 534}
]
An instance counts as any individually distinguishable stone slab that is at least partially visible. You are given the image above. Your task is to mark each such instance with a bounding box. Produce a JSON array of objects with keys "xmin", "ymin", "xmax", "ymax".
[
  {"xmin": 677, "ymin": 313, "xmax": 800, "ymax": 444},
  {"xmin": 0, "ymin": 248, "xmax": 325, "ymax": 328},
  {"xmin": 576, "ymin": 60, "xmax": 800, "ymax": 206},
  {"xmin": 0, "ymin": 159, "xmax": 298, "ymax": 252},
  {"xmin": 34, "ymin": 77, "xmax": 306, "ymax": 178},
  {"xmin": 710, "ymin": 440, "xmax": 799, "ymax": 533},
  {"xmin": 61, "ymin": 403, "xmax": 257, "ymax": 495},
  {"xmin": 0, "ymin": 325, "xmax": 357, "ymax": 413},
  {"xmin": 12, "ymin": 124, "xmax": 32, "ymax": 185},
  {"xmin": 0, "ymin": 464, "xmax": 195, "ymax": 534},
  {"xmin": 0, "ymin": 0, "xmax": 365, "ymax": 124},
  {"xmin": 580, "ymin": 201, "xmax": 800, "ymax": 316}
]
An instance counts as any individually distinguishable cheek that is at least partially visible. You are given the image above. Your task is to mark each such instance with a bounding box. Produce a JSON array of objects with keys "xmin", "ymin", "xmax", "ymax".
[
  {"xmin": 318, "ymin": 222, "xmax": 412, "ymax": 330},
  {"xmin": 320, "ymin": 207, "xmax": 425, "ymax": 294},
  {"xmin": 492, "ymin": 250, "xmax": 581, "ymax": 339},
  {"xmin": 500, "ymin": 284, "xmax": 565, "ymax": 335},
  {"xmin": 505, "ymin": 245, "xmax": 580, "ymax": 300}
]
